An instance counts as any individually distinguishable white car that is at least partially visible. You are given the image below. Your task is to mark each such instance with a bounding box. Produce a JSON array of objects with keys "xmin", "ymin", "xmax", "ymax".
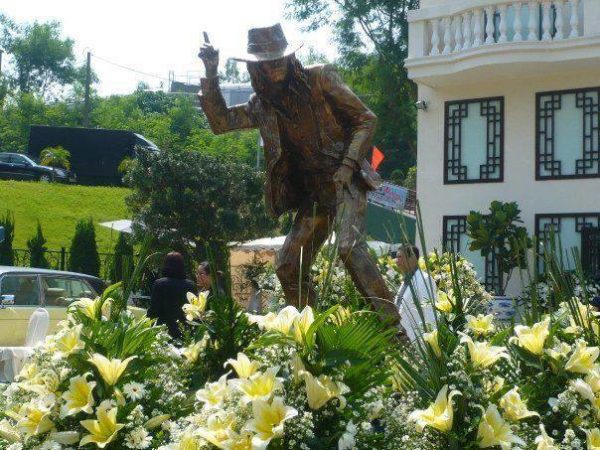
[{"xmin": 0, "ymin": 266, "xmax": 107, "ymax": 346}]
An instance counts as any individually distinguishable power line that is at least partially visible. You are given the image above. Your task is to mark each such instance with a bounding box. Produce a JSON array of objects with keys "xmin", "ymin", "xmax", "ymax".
[{"xmin": 90, "ymin": 53, "xmax": 170, "ymax": 82}]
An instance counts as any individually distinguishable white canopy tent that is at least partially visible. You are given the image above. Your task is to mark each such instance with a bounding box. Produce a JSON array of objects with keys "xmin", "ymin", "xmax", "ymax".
[{"xmin": 99, "ymin": 219, "xmax": 134, "ymax": 234}]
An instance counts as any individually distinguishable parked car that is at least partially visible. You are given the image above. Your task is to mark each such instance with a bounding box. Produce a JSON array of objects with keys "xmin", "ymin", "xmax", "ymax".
[
  {"xmin": 0, "ymin": 267, "xmax": 143, "ymax": 346},
  {"xmin": 0, "ymin": 152, "xmax": 74, "ymax": 183}
]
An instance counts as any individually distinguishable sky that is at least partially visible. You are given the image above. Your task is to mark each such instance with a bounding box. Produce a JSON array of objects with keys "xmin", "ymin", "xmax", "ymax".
[{"xmin": 1, "ymin": 0, "xmax": 337, "ymax": 96}]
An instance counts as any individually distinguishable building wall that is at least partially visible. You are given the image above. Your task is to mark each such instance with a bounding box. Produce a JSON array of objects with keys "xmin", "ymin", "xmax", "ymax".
[{"xmin": 416, "ymin": 69, "xmax": 600, "ymax": 295}]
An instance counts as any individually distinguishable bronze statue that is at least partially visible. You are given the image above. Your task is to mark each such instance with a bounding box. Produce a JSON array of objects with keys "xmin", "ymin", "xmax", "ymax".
[{"xmin": 198, "ymin": 24, "xmax": 399, "ymax": 322}]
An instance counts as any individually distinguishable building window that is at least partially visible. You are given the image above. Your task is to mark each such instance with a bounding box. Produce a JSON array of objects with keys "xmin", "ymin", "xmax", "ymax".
[
  {"xmin": 537, "ymin": 87, "xmax": 600, "ymax": 180},
  {"xmin": 535, "ymin": 213, "xmax": 600, "ymax": 278},
  {"xmin": 444, "ymin": 97, "xmax": 504, "ymax": 184},
  {"xmin": 442, "ymin": 216, "xmax": 500, "ymax": 294}
]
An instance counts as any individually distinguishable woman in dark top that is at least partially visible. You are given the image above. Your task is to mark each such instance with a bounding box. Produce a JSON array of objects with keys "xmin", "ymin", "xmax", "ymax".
[{"xmin": 148, "ymin": 252, "xmax": 196, "ymax": 340}]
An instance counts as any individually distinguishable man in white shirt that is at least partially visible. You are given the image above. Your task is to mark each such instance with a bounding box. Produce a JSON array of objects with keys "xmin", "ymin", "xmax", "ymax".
[{"xmin": 394, "ymin": 245, "xmax": 438, "ymax": 341}]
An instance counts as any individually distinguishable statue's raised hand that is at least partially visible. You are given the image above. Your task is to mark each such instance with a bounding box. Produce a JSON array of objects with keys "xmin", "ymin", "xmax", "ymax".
[{"xmin": 198, "ymin": 32, "xmax": 219, "ymax": 78}]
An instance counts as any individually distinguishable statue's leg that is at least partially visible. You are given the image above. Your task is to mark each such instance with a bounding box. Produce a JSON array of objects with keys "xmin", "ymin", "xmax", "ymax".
[
  {"xmin": 276, "ymin": 206, "xmax": 330, "ymax": 308},
  {"xmin": 336, "ymin": 184, "xmax": 400, "ymax": 323}
]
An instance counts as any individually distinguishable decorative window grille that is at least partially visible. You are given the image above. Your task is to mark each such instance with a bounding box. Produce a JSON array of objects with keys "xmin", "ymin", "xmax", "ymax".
[
  {"xmin": 537, "ymin": 87, "xmax": 600, "ymax": 179},
  {"xmin": 535, "ymin": 213, "xmax": 600, "ymax": 274},
  {"xmin": 442, "ymin": 216, "xmax": 500, "ymax": 294},
  {"xmin": 445, "ymin": 98, "xmax": 504, "ymax": 184}
]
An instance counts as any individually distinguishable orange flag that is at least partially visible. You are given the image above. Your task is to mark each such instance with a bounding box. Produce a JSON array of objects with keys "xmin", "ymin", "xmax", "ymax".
[{"xmin": 371, "ymin": 146, "xmax": 385, "ymax": 171}]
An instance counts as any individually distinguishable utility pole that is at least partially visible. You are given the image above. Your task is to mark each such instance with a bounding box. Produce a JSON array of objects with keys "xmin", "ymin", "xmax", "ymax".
[{"xmin": 83, "ymin": 51, "xmax": 91, "ymax": 127}]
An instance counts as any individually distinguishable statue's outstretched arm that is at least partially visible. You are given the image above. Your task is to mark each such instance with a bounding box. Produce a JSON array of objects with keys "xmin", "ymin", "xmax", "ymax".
[
  {"xmin": 198, "ymin": 77, "xmax": 257, "ymax": 135},
  {"xmin": 321, "ymin": 65, "xmax": 377, "ymax": 167}
]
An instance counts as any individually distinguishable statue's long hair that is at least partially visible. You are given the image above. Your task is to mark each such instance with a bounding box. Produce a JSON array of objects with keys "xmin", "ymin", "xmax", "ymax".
[{"xmin": 247, "ymin": 55, "xmax": 312, "ymax": 121}]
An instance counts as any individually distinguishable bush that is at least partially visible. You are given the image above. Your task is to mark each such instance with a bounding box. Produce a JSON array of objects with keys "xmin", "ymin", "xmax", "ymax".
[
  {"xmin": 68, "ymin": 218, "xmax": 100, "ymax": 276},
  {"xmin": 109, "ymin": 232, "xmax": 134, "ymax": 282},
  {"xmin": 125, "ymin": 148, "xmax": 276, "ymax": 264},
  {"xmin": 0, "ymin": 210, "xmax": 15, "ymax": 266},
  {"xmin": 26, "ymin": 221, "xmax": 49, "ymax": 268}
]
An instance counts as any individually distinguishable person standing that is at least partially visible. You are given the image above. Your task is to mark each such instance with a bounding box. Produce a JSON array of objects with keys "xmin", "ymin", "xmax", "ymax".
[
  {"xmin": 196, "ymin": 261, "xmax": 226, "ymax": 300},
  {"xmin": 148, "ymin": 252, "xmax": 196, "ymax": 340},
  {"xmin": 394, "ymin": 245, "xmax": 437, "ymax": 341}
]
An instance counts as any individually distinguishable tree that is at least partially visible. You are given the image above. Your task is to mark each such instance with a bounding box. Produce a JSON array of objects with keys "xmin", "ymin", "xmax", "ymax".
[
  {"xmin": 110, "ymin": 232, "xmax": 134, "ymax": 283},
  {"xmin": 68, "ymin": 218, "xmax": 100, "ymax": 276},
  {"xmin": 0, "ymin": 20, "xmax": 79, "ymax": 97},
  {"xmin": 125, "ymin": 148, "xmax": 277, "ymax": 264},
  {"xmin": 220, "ymin": 59, "xmax": 250, "ymax": 84},
  {"xmin": 40, "ymin": 146, "xmax": 71, "ymax": 170},
  {"xmin": 27, "ymin": 222, "xmax": 49, "ymax": 268},
  {"xmin": 286, "ymin": 0, "xmax": 419, "ymax": 178},
  {"xmin": 0, "ymin": 211, "xmax": 15, "ymax": 266}
]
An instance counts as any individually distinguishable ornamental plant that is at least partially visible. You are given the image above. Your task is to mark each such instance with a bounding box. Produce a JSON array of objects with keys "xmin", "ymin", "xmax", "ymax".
[
  {"xmin": 40, "ymin": 146, "xmax": 71, "ymax": 170},
  {"xmin": 0, "ymin": 299, "xmax": 188, "ymax": 449},
  {"xmin": 27, "ymin": 221, "xmax": 49, "ymax": 269},
  {"xmin": 467, "ymin": 201, "xmax": 532, "ymax": 296}
]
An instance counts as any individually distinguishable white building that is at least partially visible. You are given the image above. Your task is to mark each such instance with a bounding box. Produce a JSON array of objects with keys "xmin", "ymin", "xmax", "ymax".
[{"xmin": 406, "ymin": 0, "xmax": 600, "ymax": 294}]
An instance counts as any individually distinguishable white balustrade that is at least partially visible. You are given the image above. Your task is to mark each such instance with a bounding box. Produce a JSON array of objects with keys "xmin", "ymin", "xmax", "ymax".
[
  {"xmin": 430, "ymin": 19, "xmax": 441, "ymax": 56},
  {"xmin": 473, "ymin": 8, "xmax": 484, "ymax": 46},
  {"xmin": 485, "ymin": 6, "xmax": 496, "ymax": 44},
  {"xmin": 463, "ymin": 12, "xmax": 473, "ymax": 50},
  {"xmin": 570, "ymin": 0, "xmax": 580, "ymax": 38},
  {"xmin": 424, "ymin": 0, "xmax": 586, "ymax": 57},
  {"xmin": 513, "ymin": 2, "xmax": 523, "ymax": 41}
]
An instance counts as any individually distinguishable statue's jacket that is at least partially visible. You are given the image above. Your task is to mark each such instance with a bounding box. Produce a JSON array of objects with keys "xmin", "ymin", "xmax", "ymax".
[{"xmin": 198, "ymin": 64, "xmax": 380, "ymax": 218}]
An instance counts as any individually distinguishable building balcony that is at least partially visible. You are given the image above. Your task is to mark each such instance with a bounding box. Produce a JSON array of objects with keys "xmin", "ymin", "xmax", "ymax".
[{"xmin": 406, "ymin": 0, "xmax": 600, "ymax": 86}]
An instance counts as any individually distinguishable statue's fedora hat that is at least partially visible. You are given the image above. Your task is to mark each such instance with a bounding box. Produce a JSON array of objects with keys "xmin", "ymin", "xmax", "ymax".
[{"xmin": 231, "ymin": 23, "xmax": 303, "ymax": 63}]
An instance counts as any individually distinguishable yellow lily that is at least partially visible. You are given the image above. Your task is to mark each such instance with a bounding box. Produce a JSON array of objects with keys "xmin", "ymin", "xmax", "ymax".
[
  {"xmin": 235, "ymin": 367, "xmax": 283, "ymax": 403},
  {"xmin": 183, "ymin": 291, "xmax": 208, "ymax": 322},
  {"xmin": 270, "ymin": 306, "xmax": 300, "ymax": 336},
  {"xmin": 247, "ymin": 312, "xmax": 278, "ymax": 331},
  {"xmin": 197, "ymin": 411, "xmax": 235, "ymax": 447},
  {"xmin": 144, "ymin": 414, "xmax": 170, "ymax": 430},
  {"xmin": 513, "ymin": 318, "xmax": 550, "ymax": 356},
  {"xmin": 545, "ymin": 341, "xmax": 571, "ymax": 361},
  {"xmin": 565, "ymin": 341, "xmax": 600, "ymax": 374},
  {"xmin": 0, "ymin": 419, "xmax": 20, "ymax": 443},
  {"xmin": 55, "ymin": 324, "xmax": 85, "ymax": 356},
  {"xmin": 289, "ymin": 352, "xmax": 306, "ymax": 383},
  {"xmin": 499, "ymin": 387, "xmax": 539, "ymax": 421},
  {"xmin": 88, "ymin": 353, "xmax": 136, "ymax": 386},
  {"xmin": 16, "ymin": 400, "xmax": 55, "ymax": 437},
  {"xmin": 225, "ymin": 353, "xmax": 260, "ymax": 379},
  {"xmin": 61, "ymin": 373, "xmax": 96, "ymax": 417},
  {"xmin": 80, "ymin": 405, "xmax": 125, "ymax": 448},
  {"xmin": 534, "ymin": 425, "xmax": 558, "ymax": 450},
  {"xmin": 303, "ymin": 372, "xmax": 350, "ymax": 410},
  {"xmin": 586, "ymin": 428, "xmax": 600, "ymax": 450},
  {"xmin": 435, "ymin": 290, "xmax": 454, "ymax": 313},
  {"xmin": 461, "ymin": 334, "xmax": 509, "ymax": 369},
  {"xmin": 408, "ymin": 385, "xmax": 460, "ymax": 433},
  {"xmin": 246, "ymin": 396, "xmax": 298, "ymax": 441},
  {"xmin": 219, "ymin": 429, "xmax": 268, "ymax": 450},
  {"xmin": 586, "ymin": 367, "xmax": 600, "ymax": 393},
  {"xmin": 183, "ymin": 336, "xmax": 209, "ymax": 364},
  {"xmin": 293, "ymin": 306, "xmax": 315, "ymax": 344},
  {"xmin": 477, "ymin": 404, "xmax": 525, "ymax": 448},
  {"xmin": 196, "ymin": 373, "xmax": 231, "ymax": 408},
  {"xmin": 466, "ymin": 314, "xmax": 496, "ymax": 337},
  {"xmin": 423, "ymin": 330, "xmax": 442, "ymax": 358}
]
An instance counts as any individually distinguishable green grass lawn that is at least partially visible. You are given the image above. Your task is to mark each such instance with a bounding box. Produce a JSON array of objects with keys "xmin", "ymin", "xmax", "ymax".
[{"xmin": 0, "ymin": 180, "xmax": 131, "ymax": 253}]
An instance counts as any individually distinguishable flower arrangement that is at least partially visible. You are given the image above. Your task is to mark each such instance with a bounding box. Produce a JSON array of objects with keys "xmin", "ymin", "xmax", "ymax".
[
  {"xmin": 0, "ymin": 297, "xmax": 188, "ymax": 450},
  {"xmin": 161, "ymin": 304, "xmax": 400, "ymax": 449}
]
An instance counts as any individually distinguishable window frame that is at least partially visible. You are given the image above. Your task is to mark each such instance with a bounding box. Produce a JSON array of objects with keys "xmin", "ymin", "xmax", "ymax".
[
  {"xmin": 536, "ymin": 86, "xmax": 600, "ymax": 181},
  {"xmin": 40, "ymin": 275, "xmax": 95, "ymax": 308},
  {"xmin": 534, "ymin": 212, "xmax": 600, "ymax": 275},
  {"xmin": 442, "ymin": 215, "xmax": 502, "ymax": 294},
  {"xmin": 0, "ymin": 273, "xmax": 42, "ymax": 307},
  {"xmin": 444, "ymin": 96, "xmax": 505, "ymax": 185}
]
